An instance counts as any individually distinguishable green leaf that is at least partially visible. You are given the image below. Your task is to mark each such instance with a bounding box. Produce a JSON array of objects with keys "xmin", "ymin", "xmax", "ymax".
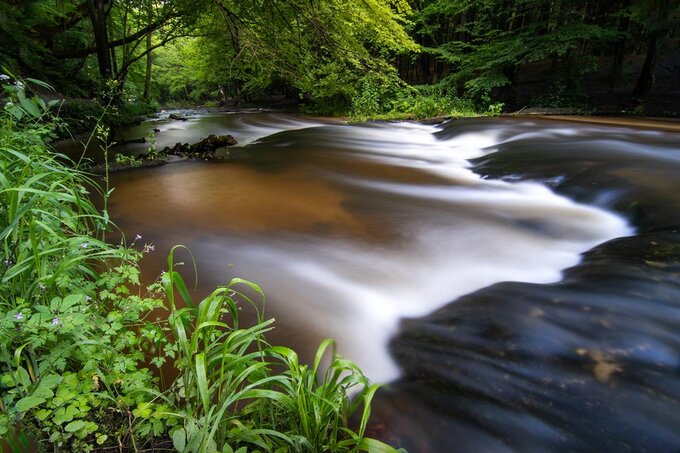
[
  {"xmin": 60, "ymin": 294, "xmax": 85, "ymax": 312},
  {"xmin": 357, "ymin": 437, "xmax": 399, "ymax": 453},
  {"xmin": 172, "ymin": 428, "xmax": 186, "ymax": 452},
  {"xmin": 65, "ymin": 420, "xmax": 86, "ymax": 432},
  {"xmin": 19, "ymin": 96, "xmax": 41, "ymax": 118},
  {"xmin": 15, "ymin": 396, "xmax": 46, "ymax": 412},
  {"xmin": 32, "ymin": 386, "xmax": 54, "ymax": 399},
  {"xmin": 8, "ymin": 105, "xmax": 24, "ymax": 120},
  {"xmin": 195, "ymin": 353, "xmax": 210, "ymax": 413},
  {"xmin": 39, "ymin": 374, "xmax": 62, "ymax": 389},
  {"xmin": 26, "ymin": 78, "xmax": 54, "ymax": 90}
]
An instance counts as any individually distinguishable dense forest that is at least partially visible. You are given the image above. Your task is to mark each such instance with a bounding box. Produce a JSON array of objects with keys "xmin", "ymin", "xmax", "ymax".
[{"xmin": 1, "ymin": 0, "xmax": 679, "ymax": 119}]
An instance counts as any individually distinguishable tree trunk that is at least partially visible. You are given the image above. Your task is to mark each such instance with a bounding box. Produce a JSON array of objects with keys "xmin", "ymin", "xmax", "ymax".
[
  {"xmin": 632, "ymin": 32, "xmax": 659, "ymax": 96},
  {"xmin": 609, "ymin": 15, "xmax": 629, "ymax": 92},
  {"xmin": 143, "ymin": 31, "xmax": 152, "ymax": 100},
  {"xmin": 143, "ymin": 0, "xmax": 153, "ymax": 101},
  {"xmin": 87, "ymin": 0, "xmax": 112, "ymax": 78}
]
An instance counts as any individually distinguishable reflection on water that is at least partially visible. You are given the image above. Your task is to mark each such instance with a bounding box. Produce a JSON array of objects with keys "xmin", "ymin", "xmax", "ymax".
[{"xmin": 106, "ymin": 113, "xmax": 680, "ymax": 450}]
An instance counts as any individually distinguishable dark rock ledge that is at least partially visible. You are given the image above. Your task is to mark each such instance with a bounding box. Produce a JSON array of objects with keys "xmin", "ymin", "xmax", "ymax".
[{"xmin": 85, "ymin": 134, "xmax": 238, "ymax": 174}]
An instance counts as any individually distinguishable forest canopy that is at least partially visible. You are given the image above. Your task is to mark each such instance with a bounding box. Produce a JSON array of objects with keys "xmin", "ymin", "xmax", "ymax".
[{"xmin": 0, "ymin": 0, "xmax": 678, "ymax": 116}]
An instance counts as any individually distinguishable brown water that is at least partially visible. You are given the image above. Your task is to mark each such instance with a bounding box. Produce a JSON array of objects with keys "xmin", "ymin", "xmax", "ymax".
[{"xmin": 103, "ymin": 112, "xmax": 680, "ymax": 450}]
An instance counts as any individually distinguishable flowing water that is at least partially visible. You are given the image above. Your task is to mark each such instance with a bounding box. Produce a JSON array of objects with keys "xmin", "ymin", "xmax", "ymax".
[{"xmin": 99, "ymin": 112, "xmax": 680, "ymax": 451}]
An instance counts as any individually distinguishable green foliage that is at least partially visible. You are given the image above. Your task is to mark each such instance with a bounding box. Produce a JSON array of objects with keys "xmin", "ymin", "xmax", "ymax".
[
  {"xmin": 58, "ymin": 99, "xmax": 159, "ymax": 135},
  {"xmin": 1, "ymin": 79, "xmax": 397, "ymax": 451},
  {"xmin": 266, "ymin": 340, "xmax": 383, "ymax": 452},
  {"xmin": 157, "ymin": 247, "xmax": 396, "ymax": 452},
  {"xmin": 0, "ymin": 75, "xmax": 166, "ymax": 450},
  {"xmin": 114, "ymin": 153, "xmax": 142, "ymax": 167},
  {"xmin": 407, "ymin": 0, "xmax": 659, "ymax": 104},
  {"xmin": 153, "ymin": 0, "xmax": 418, "ymax": 107},
  {"xmin": 0, "ymin": 76, "xmax": 120, "ymax": 303},
  {"xmin": 348, "ymin": 81, "xmax": 481, "ymax": 121}
]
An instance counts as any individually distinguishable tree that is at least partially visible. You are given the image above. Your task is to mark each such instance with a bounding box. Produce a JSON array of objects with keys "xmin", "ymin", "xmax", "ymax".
[
  {"xmin": 152, "ymin": 0, "xmax": 418, "ymax": 107},
  {"xmin": 406, "ymin": 0, "xmax": 624, "ymax": 103},
  {"xmin": 631, "ymin": 0, "xmax": 680, "ymax": 96}
]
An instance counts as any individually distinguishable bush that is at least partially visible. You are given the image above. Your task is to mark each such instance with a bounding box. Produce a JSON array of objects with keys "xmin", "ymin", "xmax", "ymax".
[
  {"xmin": 0, "ymin": 75, "xmax": 397, "ymax": 452},
  {"xmin": 348, "ymin": 81, "xmax": 480, "ymax": 122},
  {"xmin": 1, "ymin": 74, "xmax": 167, "ymax": 450},
  {"xmin": 58, "ymin": 99, "xmax": 158, "ymax": 136}
]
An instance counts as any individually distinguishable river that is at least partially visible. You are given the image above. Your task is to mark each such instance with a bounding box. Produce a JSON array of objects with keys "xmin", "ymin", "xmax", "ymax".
[{"xmin": 83, "ymin": 111, "xmax": 680, "ymax": 451}]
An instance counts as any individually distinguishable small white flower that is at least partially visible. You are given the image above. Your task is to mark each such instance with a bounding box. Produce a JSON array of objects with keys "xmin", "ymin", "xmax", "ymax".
[
  {"xmin": 0, "ymin": 74, "xmax": 9, "ymax": 81},
  {"xmin": 14, "ymin": 81, "xmax": 24, "ymax": 89},
  {"xmin": 51, "ymin": 317, "xmax": 60, "ymax": 327},
  {"xmin": 135, "ymin": 234, "xmax": 142, "ymax": 240},
  {"xmin": 81, "ymin": 243, "xmax": 88, "ymax": 248},
  {"xmin": 14, "ymin": 312, "xmax": 23, "ymax": 321}
]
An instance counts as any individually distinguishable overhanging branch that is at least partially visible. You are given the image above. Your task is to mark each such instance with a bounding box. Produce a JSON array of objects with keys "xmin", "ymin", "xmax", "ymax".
[{"xmin": 53, "ymin": 15, "xmax": 178, "ymax": 58}]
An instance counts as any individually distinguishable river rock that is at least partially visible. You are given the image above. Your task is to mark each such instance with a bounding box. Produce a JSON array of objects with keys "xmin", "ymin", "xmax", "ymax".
[
  {"xmin": 375, "ymin": 117, "xmax": 680, "ymax": 452},
  {"xmin": 169, "ymin": 113, "xmax": 188, "ymax": 121},
  {"xmin": 161, "ymin": 134, "xmax": 238, "ymax": 160}
]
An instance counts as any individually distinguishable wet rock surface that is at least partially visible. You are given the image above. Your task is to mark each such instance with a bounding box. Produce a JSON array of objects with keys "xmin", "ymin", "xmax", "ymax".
[
  {"xmin": 378, "ymin": 118, "xmax": 680, "ymax": 451},
  {"xmin": 168, "ymin": 113, "xmax": 188, "ymax": 121},
  {"xmin": 161, "ymin": 134, "xmax": 238, "ymax": 160}
]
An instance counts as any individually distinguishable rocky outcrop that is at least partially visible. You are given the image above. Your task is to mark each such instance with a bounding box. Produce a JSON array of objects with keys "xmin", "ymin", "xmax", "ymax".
[
  {"xmin": 168, "ymin": 113, "xmax": 188, "ymax": 121},
  {"xmin": 161, "ymin": 134, "xmax": 238, "ymax": 160}
]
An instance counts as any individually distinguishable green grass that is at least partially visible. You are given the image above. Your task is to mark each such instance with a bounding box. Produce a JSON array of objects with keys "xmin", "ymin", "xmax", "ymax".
[
  {"xmin": 156, "ymin": 246, "xmax": 396, "ymax": 452},
  {"xmin": 0, "ymin": 76, "xmax": 400, "ymax": 452}
]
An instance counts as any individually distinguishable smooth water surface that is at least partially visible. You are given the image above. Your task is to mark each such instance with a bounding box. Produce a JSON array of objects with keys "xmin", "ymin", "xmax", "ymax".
[
  {"xmin": 106, "ymin": 113, "xmax": 680, "ymax": 450},
  {"xmin": 108, "ymin": 114, "xmax": 628, "ymax": 381}
]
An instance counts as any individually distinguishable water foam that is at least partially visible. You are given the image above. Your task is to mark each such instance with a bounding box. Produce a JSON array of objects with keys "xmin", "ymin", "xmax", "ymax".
[{"xmin": 214, "ymin": 120, "xmax": 632, "ymax": 382}]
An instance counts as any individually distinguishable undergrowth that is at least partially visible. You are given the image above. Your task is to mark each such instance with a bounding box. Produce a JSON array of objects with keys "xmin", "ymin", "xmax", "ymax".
[{"xmin": 0, "ymin": 75, "xmax": 399, "ymax": 452}]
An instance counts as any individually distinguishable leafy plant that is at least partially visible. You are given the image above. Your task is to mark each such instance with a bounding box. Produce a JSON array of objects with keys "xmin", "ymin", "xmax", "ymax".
[
  {"xmin": 156, "ymin": 247, "xmax": 397, "ymax": 452},
  {"xmin": 0, "ymin": 75, "xmax": 170, "ymax": 450},
  {"xmin": 115, "ymin": 153, "xmax": 142, "ymax": 167},
  {"xmin": 1, "ymin": 76, "xmax": 399, "ymax": 452}
]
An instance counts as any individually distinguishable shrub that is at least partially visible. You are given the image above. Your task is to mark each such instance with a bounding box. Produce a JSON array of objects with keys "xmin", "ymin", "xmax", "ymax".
[{"xmin": 0, "ymin": 75, "xmax": 398, "ymax": 452}]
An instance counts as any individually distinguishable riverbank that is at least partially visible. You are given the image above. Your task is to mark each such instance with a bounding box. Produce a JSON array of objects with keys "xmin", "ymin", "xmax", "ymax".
[{"xmin": 529, "ymin": 114, "xmax": 680, "ymax": 132}]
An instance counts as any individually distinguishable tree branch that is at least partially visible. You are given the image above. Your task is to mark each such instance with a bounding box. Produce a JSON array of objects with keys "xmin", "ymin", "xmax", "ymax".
[
  {"xmin": 54, "ymin": 15, "xmax": 178, "ymax": 58},
  {"xmin": 115, "ymin": 31, "xmax": 182, "ymax": 81},
  {"xmin": 36, "ymin": 0, "xmax": 89, "ymax": 40}
]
